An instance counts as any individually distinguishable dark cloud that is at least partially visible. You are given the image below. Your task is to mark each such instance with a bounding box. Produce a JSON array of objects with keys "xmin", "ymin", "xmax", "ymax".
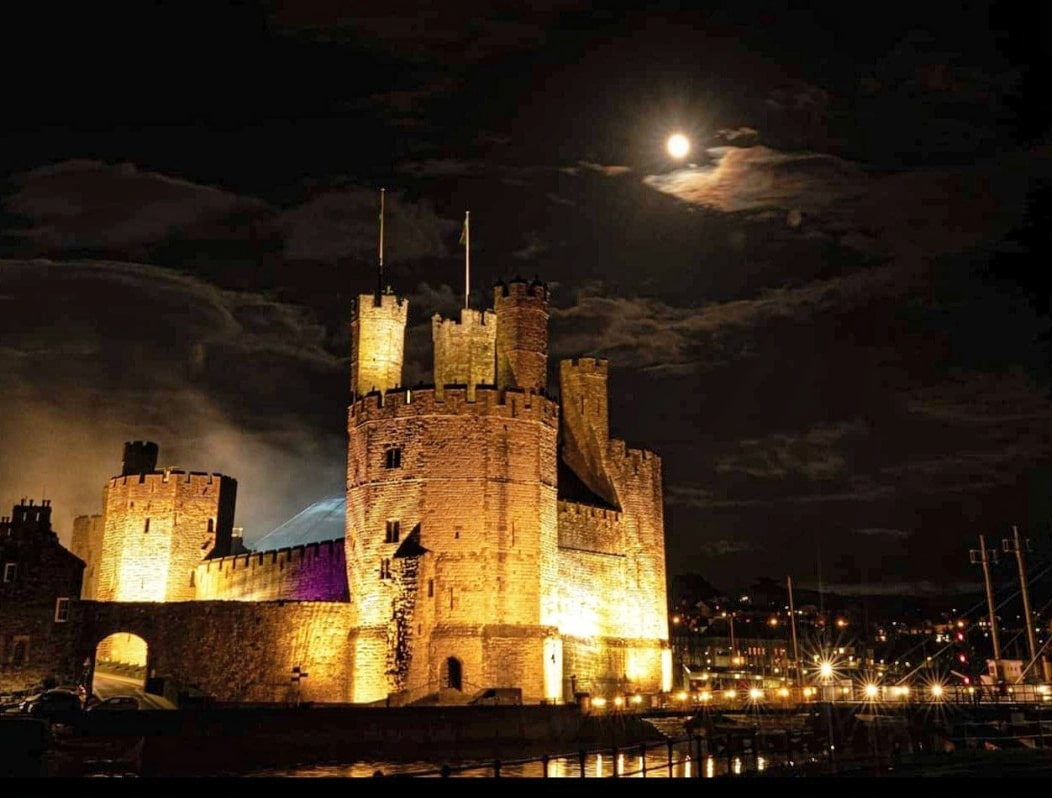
[
  {"xmin": 0, "ymin": 258, "xmax": 346, "ymax": 545},
  {"xmin": 854, "ymin": 528, "xmax": 912, "ymax": 540},
  {"xmin": 267, "ymin": 2, "xmax": 579, "ymax": 63},
  {"xmin": 713, "ymin": 421, "xmax": 867, "ymax": 481},
  {"xmin": 276, "ymin": 187, "xmax": 452, "ymax": 264},
  {"xmin": 3, "ymin": 160, "xmax": 266, "ymax": 255},
  {"xmin": 549, "ymin": 268, "xmax": 905, "ymax": 374}
]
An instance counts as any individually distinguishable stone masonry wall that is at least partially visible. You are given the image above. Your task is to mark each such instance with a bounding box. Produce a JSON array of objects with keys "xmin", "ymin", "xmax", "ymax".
[
  {"xmin": 606, "ymin": 441, "xmax": 668, "ymax": 642},
  {"xmin": 71, "ymin": 514, "xmax": 104, "ymax": 600},
  {"xmin": 97, "ymin": 471, "xmax": 234, "ymax": 603},
  {"xmin": 346, "ymin": 386, "xmax": 559, "ymax": 703},
  {"xmin": 350, "ymin": 292, "xmax": 407, "ymax": 398},
  {"xmin": 79, "ymin": 601, "xmax": 356, "ymax": 703},
  {"xmin": 432, "ymin": 308, "xmax": 497, "ymax": 400},
  {"xmin": 194, "ymin": 539, "xmax": 347, "ymax": 602}
]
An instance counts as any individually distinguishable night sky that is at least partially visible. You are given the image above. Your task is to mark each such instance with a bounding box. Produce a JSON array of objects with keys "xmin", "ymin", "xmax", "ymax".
[{"xmin": 0, "ymin": 2, "xmax": 1048, "ymax": 597}]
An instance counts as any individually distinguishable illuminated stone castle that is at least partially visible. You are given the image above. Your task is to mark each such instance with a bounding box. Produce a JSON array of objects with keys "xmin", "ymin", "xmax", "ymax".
[
  {"xmin": 341, "ymin": 277, "xmax": 670, "ymax": 704},
  {"xmin": 68, "ymin": 276, "xmax": 671, "ymax": 706}
]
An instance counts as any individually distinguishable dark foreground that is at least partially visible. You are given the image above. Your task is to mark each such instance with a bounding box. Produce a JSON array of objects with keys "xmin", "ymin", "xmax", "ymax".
[{"xmin": 5, "ymin": 700, "xmax": 1052, "ymax": 781}]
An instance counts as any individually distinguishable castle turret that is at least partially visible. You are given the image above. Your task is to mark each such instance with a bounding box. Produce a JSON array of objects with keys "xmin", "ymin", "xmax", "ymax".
[
  {"xmin": 494, "ymin": 277, "xmax": 549, "ymax": 393},
  {"xmin": 121, "ymin": 441, "xmax": 159, "ymax": 476},
  {"xmin": 432, "ymin": 308, "xmax": 497, "ymax": 399},
  {"xmin": 95, "ymin": 443, "xmax": 238, "ymax": 604},
  {"xmin": 350, "ymin": 290, "xmax": 408, "ymax": 399}
]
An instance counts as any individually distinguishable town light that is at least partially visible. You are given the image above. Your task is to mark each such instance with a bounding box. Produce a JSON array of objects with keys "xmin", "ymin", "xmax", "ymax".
[
  {"xmin": 864, "ymin": 683, "xmax": 879, "ymax": 698},
  {"xmin": 819, "ymin": 661, "xmax": 834, "ymax": 679},
  {"xmin": 749, "ymin": 688, "xmax": 763, "ymax": 700},
  {"xmin": 699, "ymin": 691, "xmax": 712, "ymax": 702},
  {"xmin": 930, "ymin": 684, "xmax": 944, "ymax": 699},
  {"xmin": 725, "ymin": 689, "xmax": 737, "ymax": 699}
]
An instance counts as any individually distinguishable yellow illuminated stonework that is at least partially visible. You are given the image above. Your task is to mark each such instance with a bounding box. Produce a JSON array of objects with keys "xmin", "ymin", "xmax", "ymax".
[{"xmin": 75, "ymin": 275, "xmax": 671, "ymax": 707}]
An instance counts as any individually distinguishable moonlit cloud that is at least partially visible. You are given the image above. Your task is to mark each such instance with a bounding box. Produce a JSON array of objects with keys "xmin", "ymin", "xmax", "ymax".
[
  {"xmin": 576, "ymin": 161, "xmax": 632, "ymax": 177},
  {"xmin": 550, "ymin": 268, "xmax": 905, "ymax": 372},
  {"xmin": 643, "ymin": 146, "xmax": 867, "ymax": 216}
]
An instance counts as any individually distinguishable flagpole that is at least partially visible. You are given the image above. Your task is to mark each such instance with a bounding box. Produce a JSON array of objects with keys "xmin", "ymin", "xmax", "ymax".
[
  {"xmin": 464, "ymin": 211, "xmax": 470, "ymax": 310},
  {"xmin": 377, "ymin": 188, "xmax": 385, "ymax": 299}
]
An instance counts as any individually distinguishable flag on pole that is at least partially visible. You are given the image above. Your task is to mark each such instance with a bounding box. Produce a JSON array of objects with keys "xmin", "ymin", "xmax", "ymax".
[{"xmin": 462, "ymin": 211, "xmax": 470, "ymax": 309}]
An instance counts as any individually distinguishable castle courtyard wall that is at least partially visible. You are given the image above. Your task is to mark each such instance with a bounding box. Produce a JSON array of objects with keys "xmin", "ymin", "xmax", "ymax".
[
  {"xmin": 79, "ymin": 601, "xmax": 355, "ymax": 703},
  {"xmin": 194, "ymin": 540, "xmax": 348, "ymax": 602}
]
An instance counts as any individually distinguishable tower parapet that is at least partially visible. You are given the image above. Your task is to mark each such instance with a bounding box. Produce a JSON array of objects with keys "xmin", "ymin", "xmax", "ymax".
[
  {"xmin": 494, "ymin": 277, "xmax": 549, "ymax": 393},
  {"xmin": 432, "ymin": 308, "xmax": 497, "ymax": 400},
  {"xmin": 350, "ymin": 290, "xmax": 408, "ymax": 399}
]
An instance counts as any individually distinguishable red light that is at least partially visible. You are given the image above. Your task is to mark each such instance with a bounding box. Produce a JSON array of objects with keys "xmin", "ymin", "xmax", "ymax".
[
  {"xmin": 963, "ymin": 677, "xmax": 970, "ymax": 685},
  {"xmin": 958, "ymin": 654, "xmax": 968, "ymax": 663},
  {"xmin": 956, "ymin": 632, "xmax": 965, "ymax": 642}
]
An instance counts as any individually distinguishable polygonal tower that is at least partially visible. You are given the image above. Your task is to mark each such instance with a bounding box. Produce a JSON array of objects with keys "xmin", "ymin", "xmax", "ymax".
[
  {"xmin": 94, "ymin": 442, "xmax": 238, "ymax": 604},
  {"xmin": 350, "ymin": 290, "xmax": 408, "ymax": 399},
  {"xmin": 494, "ymin": 278, "xmax": 549, "ymax": 393},
  {"xmin": 346, "ymin": 276, "xmax": 562, "ymax": 705}
]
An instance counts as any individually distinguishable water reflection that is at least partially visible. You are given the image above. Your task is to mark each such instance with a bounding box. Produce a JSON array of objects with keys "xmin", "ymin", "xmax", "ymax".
[{"xmin": 244, "ymin": 744, "xmax": 800, "ymax": 778}]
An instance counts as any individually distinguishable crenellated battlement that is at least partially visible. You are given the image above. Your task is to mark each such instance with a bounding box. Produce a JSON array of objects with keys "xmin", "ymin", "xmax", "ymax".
[
  {"xmin": 605, "ymin": 439, "xmax": 661, "ymax": 484},
  {"xmin": 107, "ymin": 469, "xmax": 232, "ymax": 489},
  {"xmin": 557, "ymin": 500, "xmax": 621, "ymax": 522},
  {"xmin": 350, "ymin": 291, "xmax": 408, "ymax": 321},
  {"xmin": 561, "ymin": 356, "xmax": 609, "ymax": 375},
  {"xmin": 194, "ymin": 537, "xmax": 348, "ymax": 602},
  {"xmin": 432, "ymin": 308, "xmax": 496, "ymax": 329},
  {"xmin": 495, "ymin": 276, "xmax": 549, "ymax": 303},
  {"xmin": 350, "ymin": 386, "xmax": 559, "ymax": 427},
  {"xmin": 202, "ymin": 538, "xmax": 345, "ymax": 573}
]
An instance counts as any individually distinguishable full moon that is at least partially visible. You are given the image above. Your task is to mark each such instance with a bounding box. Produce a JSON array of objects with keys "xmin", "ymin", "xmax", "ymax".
[{"xmin": 666, "ymin": 133, "xmax": 690, "ymax": 159}]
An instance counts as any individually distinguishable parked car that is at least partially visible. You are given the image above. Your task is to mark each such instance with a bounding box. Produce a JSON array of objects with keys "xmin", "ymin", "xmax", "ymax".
[
  {"xmin": 19, "ymin": 688, "xmax": 83, "ymax": 719},
  {"xmin": 87, "ymin": 696, "xmax": 140, "ymax": 712}
]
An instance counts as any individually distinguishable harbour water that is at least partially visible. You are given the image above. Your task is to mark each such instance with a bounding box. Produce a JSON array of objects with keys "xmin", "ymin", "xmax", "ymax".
[{"xmin": 236, "ymin": 744, "xmax": 795, "ymax": 778}]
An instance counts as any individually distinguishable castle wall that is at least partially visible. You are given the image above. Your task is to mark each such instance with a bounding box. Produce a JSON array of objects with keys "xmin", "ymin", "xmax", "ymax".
[
  {"xmin": 194, "ymin": 539, "xmax": 348, "ymax": 602},
  {"xmin": 556, "ymin": 501, "xmax": 666, "ymax": 695},
  {"xmin": 432, "ymin": 308, "xmax": 497, "ymax": 400},
  {"xmin": 71, "ymin": 514, "xmax": 104, "ymax": 600},
  {"xmin": 494, "ymin": 280, "xmax": 549, "ymax": 393},
  {"xmin": 96, "ymin": 470, "xmax": 237, "ymax": 603},
  {"xmin": 346, "ymin": 386, "xmax": 560, "ymax": 703},
  {"xmin": 78, "ymin": 601, "xmax": 355, "ymax": 703},
  {"xmin": 350, "ymin": 292, "xmax": 407, "ymax": 398},
  {"xmin": 606, "ymin": 441, "xmax": 668, "ymax": 642}
]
